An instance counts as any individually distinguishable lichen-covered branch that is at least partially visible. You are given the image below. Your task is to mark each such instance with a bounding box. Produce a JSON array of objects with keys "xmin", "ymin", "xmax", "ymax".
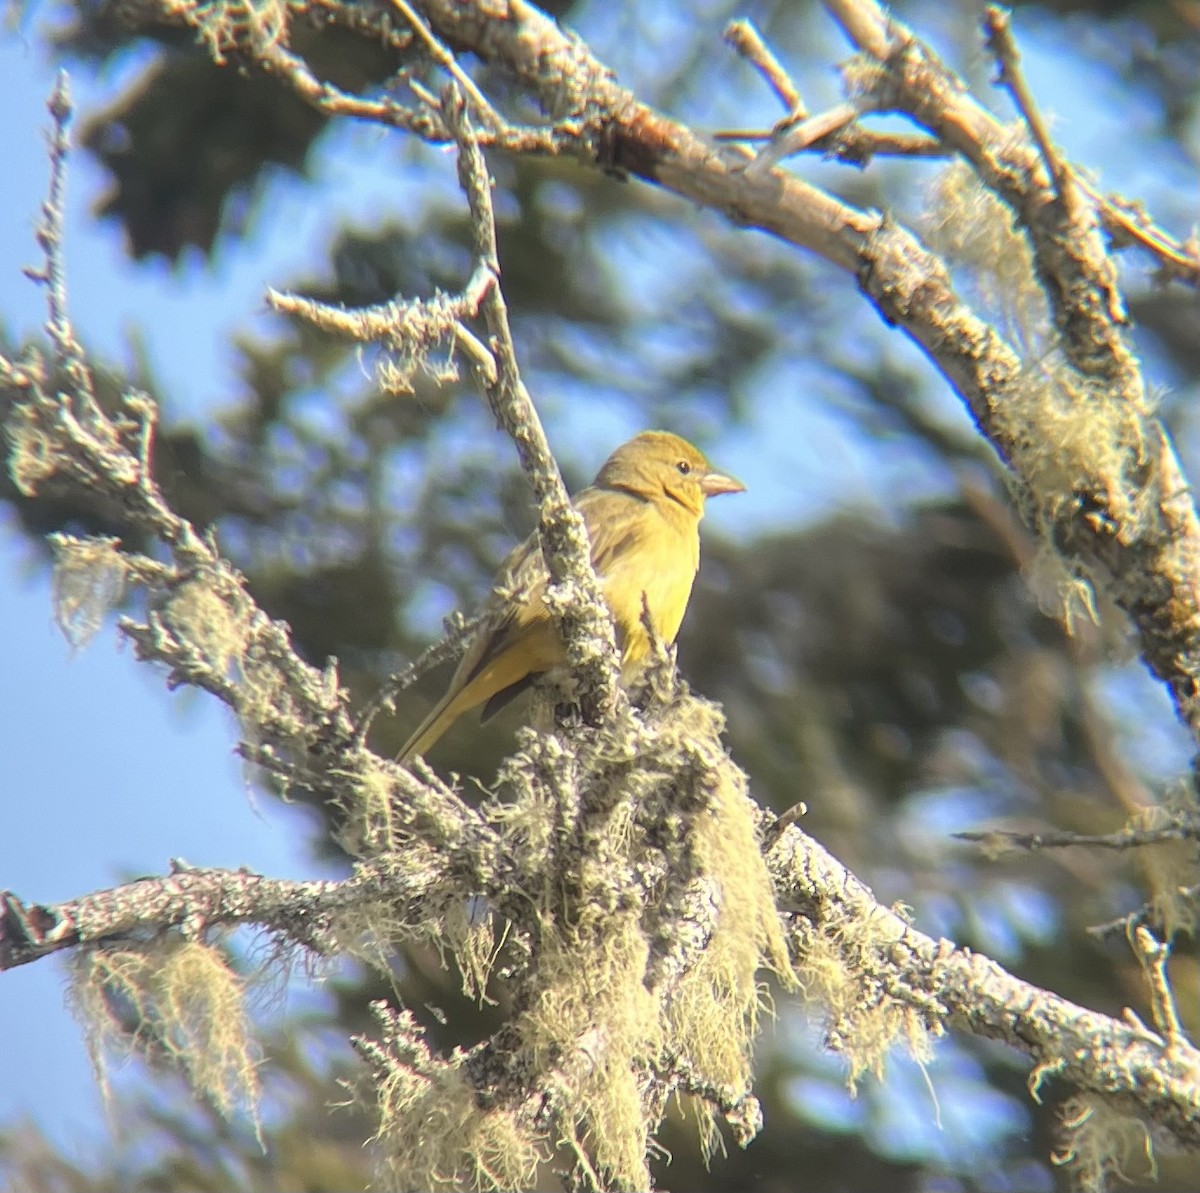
[
  {"xmin": 441, "ymin": 85, "xmax": 623, "ymax": 730},
  {"xmin": 0, "ymin": 859, "xmax": 455, "ymax": 970},
  {"xmin": 821, "ymin": 0, "xmax": 1200, "ymax": 743},
  {"xmin": 768, "ymin": 823, "xmax": 1200, "ymax": 1149}
]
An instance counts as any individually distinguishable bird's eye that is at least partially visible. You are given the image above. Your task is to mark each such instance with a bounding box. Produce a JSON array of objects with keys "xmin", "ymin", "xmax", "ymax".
[{"xmin": 676, "ymin": 459, "xmax": 692, "ymax": 475}]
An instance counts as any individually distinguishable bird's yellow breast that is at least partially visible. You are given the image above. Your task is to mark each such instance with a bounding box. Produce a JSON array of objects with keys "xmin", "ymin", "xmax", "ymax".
[{"xmin": 597, "ymin": 503, "xmax": 700, "ymax": 669}]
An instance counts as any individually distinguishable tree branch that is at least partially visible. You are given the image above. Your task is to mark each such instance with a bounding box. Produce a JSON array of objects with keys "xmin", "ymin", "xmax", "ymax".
[
  {"xmin": 769, "ymin": 822, "xmax": 1200, "ymax": 1149},
  {"xmin": 441, "ymin": 85, "xmax": 623, "ymax": 731},
  {"xmin": 956, "ymin": 819, "xmax": 1200, "ymax": 853},
  {"xmin": 0, "ymin": 860, "xmax": 455, "ymax": 970}
]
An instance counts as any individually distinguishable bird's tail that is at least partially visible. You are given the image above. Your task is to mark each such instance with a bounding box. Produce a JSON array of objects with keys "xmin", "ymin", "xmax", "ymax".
[
  {"xmin": 398, "ymin": 686, "xmax": 470, "ymax": 763},
  {"xmin": 399, "ymin": 622, "xmax": 563, "ymax": 763}
]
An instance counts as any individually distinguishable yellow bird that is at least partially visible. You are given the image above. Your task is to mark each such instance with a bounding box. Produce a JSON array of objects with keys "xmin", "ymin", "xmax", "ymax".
[{"xmin": 399, "ymin": 430, "xmax": 744, "ymax": 762}]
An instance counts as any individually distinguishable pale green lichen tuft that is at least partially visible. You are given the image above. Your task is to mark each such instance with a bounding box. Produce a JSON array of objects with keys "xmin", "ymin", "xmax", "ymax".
[
  {"xmin": 924, "ymin": 157, "xmax": 1155, "ymax": 638},
  {"xmin": 70, "ymin": 937, "xmax": 262, "ymax": 1135},
  {"xmin": 50, "ymin": 534, "xmax": 128, "ymax": 651},
  {"xmin": 1053, "ymin": 1095, "xmax": 1157, "ymax": 1192}
]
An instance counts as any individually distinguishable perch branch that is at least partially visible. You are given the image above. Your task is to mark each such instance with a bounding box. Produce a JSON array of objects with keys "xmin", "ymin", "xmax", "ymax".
[{"xmin": 442, "ymin": 84, "xmax": 624, "ymax": 731}]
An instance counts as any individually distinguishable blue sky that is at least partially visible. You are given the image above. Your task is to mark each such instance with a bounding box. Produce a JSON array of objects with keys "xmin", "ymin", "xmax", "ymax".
[{"xmin": 0, "ymin": 4, "xmax": 1196, "ymax": 1172}]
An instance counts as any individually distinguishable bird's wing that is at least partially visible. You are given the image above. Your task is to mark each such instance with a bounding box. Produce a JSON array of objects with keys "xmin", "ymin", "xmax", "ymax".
[
  {"xmin": 577, "ymin": 486, "xmax": 649, "ymax": 576},
  {"xmin": 400, "ymin": 488, "xmax": 659, "ymax": 754},
  {"xmin": 460, "ymin": 486, "xmax": 648, "ymax": 689}
]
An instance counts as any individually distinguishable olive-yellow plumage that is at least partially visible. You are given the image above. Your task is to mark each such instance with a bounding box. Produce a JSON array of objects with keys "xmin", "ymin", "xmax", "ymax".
[{"xmin": 398, "ymin": 431, "xmax": 744, "ymax": 762}]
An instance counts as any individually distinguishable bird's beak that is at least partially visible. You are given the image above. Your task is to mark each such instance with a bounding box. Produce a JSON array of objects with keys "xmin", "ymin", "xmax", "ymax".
[{"xmin": 700, "ymin": 468, "xmax": 746, "ymax": 497}]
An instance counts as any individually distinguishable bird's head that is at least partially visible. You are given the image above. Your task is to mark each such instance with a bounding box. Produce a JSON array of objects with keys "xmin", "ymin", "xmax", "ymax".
[{"xmin": 593, "ymin": 430, "xmax": 745, "ymax": 517}]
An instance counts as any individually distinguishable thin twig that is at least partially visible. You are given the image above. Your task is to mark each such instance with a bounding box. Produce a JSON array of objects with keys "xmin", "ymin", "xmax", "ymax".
[
  {"xmin": 714, "ymin": 125, "xmax": 947, "ymax": 163},
  {"xmin": 1131, "ymin": 927, "xmax": 1189, "ymax": 1058},
  {"xmin": 1087, "ymin": 183, "xmax": 1200, "ymax": 286},
  {"xmin": 258, "ymin": 39, "xmax": 444, "ymax": 137},
  {"xmin": 1089, "ymin": 883, "xmax": 1200, "ymax": 939},
  {"xmin": 36, "ymin": 75, "xmax": 75, "ymax": 364},
  {"xmin": 452, "ymin": 323, "xmax": 499, "ymax": 385},
  {"xmin": 257, "ymin": 37, "xmax": 571, "ymax": 158},
  {"xmin": 390, "ymin": 0, "xmax": 500, "ymax": 129},
  {"xmin": 956, "ymin": 820, "xmax": 1200, "ymax": 852},
  {"xmin": 983, "ymin": 6, "xmax": 1073, "ymax": 202},
  {"xmin": 27, "ymin": 72, "xmax": 101, "ymax": 423},
  {"xmin": 723, "ymin": 18, "xmax": 806, "ymax": 116},
  {"xmin": 354, "ymin": 612, "xmax": 484, "ymax": 746},
  {"xmin": 746, "ymin": 100, "xmax": 870, "ymax": 176}
]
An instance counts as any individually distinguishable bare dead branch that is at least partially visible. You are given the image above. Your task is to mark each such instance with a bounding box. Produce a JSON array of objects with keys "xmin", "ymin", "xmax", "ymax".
[
  {"xmin": 723, "ymin": 18, "xmax": 806, "ymax": 117},
  {"xmin": 983, "ymin": 5, "xmax": 1072, "ymax": 200},
  {"xmin": 353, "ymin": 611, "xmax": 484, "ymax": 746},
  {"xmin": 956, "ymin": 819, "xmax": 1200, "ymax": 853},
  {"xmin": 826, "ymin": 2, "xmax": 1198, "ymax": 284}
]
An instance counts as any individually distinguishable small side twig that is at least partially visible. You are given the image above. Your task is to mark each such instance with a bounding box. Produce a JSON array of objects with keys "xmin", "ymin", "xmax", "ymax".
[
  {"xmin": 1089, "ymin": 883, "xmax": 1200, "ymax": 939},
  {"xmin": 722, "ymin": 20, "xmax": 923, "ymax": 171},
  {"xmin": 268, "ymin": 258, "xmax": 499, "ymax": 397},
  {"xmin": 1131, "ymin": 926, "xmax": 1189, "ymax": 1059},
  {"xmin": 713, "ymin": 125, "xmax": 947, "ymax": 165},
  {"xmin": 354, "ymin": 612, "xmax": 484, "ymax": 746},
  {"xmin": 956, "ymin": 819, "xmax": 1200, "ymax": 853},
  {"xmin": 390, "ymin": 0, "xmax": 500, "ymax": 129},
  {"xmin": 658, "ymin": 1051, "xmax": 763, "ymax": 1148},
  {"xmin": 983, "ymin": 6, "xmax": 1073, "ymax": 202},
  {"xmin": 746, "ymin": 100, "xmax": 871, "ymax": 177},
  {"xmin": 723, "ymin": 18, "xmax": 806, "ymax": 117},
  {"xmin": 1087, "ymin": 184, "xmax": 1200, "ymax": 287},
  {"xmin": 24, "ymin": 72, "xmax": 102, "ymax": 424}
]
